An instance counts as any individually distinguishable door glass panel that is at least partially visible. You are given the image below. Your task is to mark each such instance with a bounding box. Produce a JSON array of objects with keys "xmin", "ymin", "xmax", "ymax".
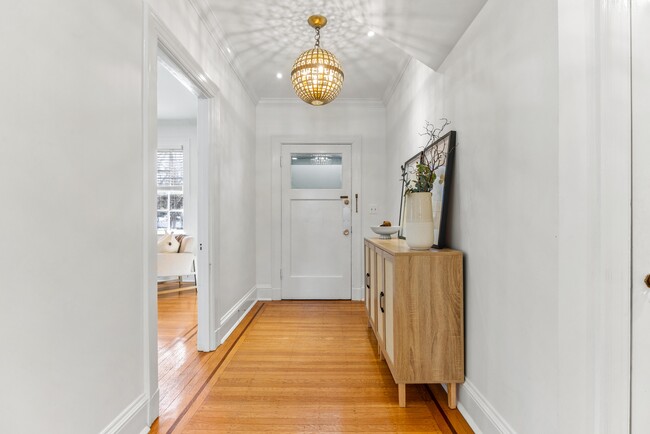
[{"xmin": 291, "ymin": 153, "xmax": 342, "ymax": 189}]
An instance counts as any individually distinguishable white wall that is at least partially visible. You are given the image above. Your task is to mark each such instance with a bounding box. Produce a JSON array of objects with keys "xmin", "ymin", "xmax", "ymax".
[
  {"xmin": 386, "ymin": 0, "xmax": 559, "ymax": 432},
  {"xmin": 256, "ymin": 100, "xmax": 387, "ymax": 294},
  {"xmin": 0, "ymin": 1, "xmax": 256, "ymax": 433}
]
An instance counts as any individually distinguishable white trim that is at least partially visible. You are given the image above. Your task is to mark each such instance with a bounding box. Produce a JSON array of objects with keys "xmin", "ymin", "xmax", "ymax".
[
  {"xmin": 257, "ymin": 284, "xmax": 280, "ymax": 301},
  {"xmin": 216, "ymin": 285, "xmax": 258, "ymax": 344},
  {"xmin": 142, "ymin": 5, "xmax": 223, "ymax": 425},
  {"xmin": 146, "ymin": 389, "xmax": 159, "ymax": 432},
  {"xmin": 382, "ymin": 56, "xmax": 413, "ymax": 105},
  {"xmin": 186, "ymin": 0, "xmax": 258, "ymax": 104},
  {"xmin": 147, "ymin": 7, "xmax": 222, "ymax": 352},
  {"xmin": 258, "ymin": 98, "xmax": 385, "ymax": 108},
  {"xmin": 442, "ymin": 380, "xmax": 516, "ymax": 434},
  {"xmin": 351, "ymin": 286, "xmax": 364, "ymax": 301},
  {"xmin": 271, "ymin": 136, "xmax": 363, "ymax": 301},
  {"xmin": 99, "ymin": 394, "xmax": 148, "ymax": 434},
  {"xmin": 142, "ymin": 5, "xmax": 158, "ymax": 424}
]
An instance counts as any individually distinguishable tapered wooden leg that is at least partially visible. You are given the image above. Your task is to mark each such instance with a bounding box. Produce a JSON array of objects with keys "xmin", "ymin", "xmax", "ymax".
[
  {"xmin": 378, "ymin": 343, "xmax": 383, "ymax": 361},
  {"xmin": 398, "ymin": 384, "xmax": 406, "ymax": 407},
  {"xmin": 447, "ymin": 383, "xmax": 457, "ymax": 409}
]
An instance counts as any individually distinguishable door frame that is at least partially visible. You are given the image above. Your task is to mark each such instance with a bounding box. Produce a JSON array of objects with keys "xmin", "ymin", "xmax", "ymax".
[
  {"xmin": 270, "ymin": 136, "xmax": 363, "ymax": 301},
  {"xmin": 143, "ymin": 5, "xmax": 221, "ymax": 424}
]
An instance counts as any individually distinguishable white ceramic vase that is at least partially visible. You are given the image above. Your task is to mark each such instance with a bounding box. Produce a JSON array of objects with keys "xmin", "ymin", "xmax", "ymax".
[{"xmin": 404, "ymin": 192, "xmax": 434, "ymax": 250}]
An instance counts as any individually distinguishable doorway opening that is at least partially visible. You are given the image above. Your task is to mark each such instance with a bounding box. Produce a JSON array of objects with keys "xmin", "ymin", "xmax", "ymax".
[{"xmin": 155, "ymin": 55, "xmax": 199, "ymax": 352}]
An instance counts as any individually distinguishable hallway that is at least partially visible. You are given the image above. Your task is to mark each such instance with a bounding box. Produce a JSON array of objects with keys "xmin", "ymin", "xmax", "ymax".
[{"xmin": 152, "ymin": 301, "xmax": 472, "ymax": 433}]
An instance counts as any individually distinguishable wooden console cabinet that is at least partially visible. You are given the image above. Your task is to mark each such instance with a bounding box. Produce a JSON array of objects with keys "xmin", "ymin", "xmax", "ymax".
[{"xmin": 364, "ymin": 238, "xmax": 464, "ymax": 408}]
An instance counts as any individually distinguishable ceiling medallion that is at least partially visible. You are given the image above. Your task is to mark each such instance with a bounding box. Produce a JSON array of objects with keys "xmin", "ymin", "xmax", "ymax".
[{"xmin": 291, "ymin": 15, "xmax": 344, "ymax": 106}]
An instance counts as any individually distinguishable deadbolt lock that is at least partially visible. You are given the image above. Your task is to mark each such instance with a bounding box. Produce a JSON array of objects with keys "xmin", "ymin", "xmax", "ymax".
[
  {"xmin": 644, "ymin": 274, "xmax": 650, "ymax": 289},
  {"xmin": 343, "ymin": 229, "xmax": 350, "ymax": 236}
]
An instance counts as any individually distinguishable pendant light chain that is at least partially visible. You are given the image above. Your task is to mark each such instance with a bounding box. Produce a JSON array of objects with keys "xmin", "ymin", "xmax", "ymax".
[{"xmin": 314, "ymin": 27, "xmax": 321, "ymax": 47}]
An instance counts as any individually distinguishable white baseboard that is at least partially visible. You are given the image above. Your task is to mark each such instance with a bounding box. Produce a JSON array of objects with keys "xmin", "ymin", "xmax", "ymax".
[
  {"xmin": 257, "ymin": 284, "xmax": 281, "ymax": 300},
  {"xmin": 215, "ymin": 285, "xmax": 257, "ymax": 344},
  {"xmin": 259, "ymin": 284, "xmax": 363, "ymax": 301},
  {"xmin": 443, "ymin": 379, "xmax": 516, "ymax": 434},
  {"xmin": 99, "ymin": 393, "xmax": 149, "ymax": 434},
  {"xmin": 147, "ymin": 388, "xmax": 159, "ymax": 426}
]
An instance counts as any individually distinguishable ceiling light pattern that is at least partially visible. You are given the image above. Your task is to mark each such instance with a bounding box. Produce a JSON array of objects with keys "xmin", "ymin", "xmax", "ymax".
[{"xmin": 291, "ymin": 15, "xmax": 344, "ymax": 106}]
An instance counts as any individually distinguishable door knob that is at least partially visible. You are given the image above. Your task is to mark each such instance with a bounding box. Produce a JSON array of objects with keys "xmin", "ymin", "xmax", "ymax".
[
  {"xmin": 343, "ymin": 229, "xmax": 350, "ymax": 236},
  {"xmin": 645, "ymin": 274, "xmax": 650, "ymax": 288},
  {"xmin": 344, "ymin": 199, "xmax": 350, "ymax": 205}
]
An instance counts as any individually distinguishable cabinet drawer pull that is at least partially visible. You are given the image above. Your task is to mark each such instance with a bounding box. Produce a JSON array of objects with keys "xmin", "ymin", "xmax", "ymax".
[
  {"xmin": 380, "ymin": 291, "xmax": 385, "ymax": 313},
  {"xmin": 366, "ymin": 272, "xmax": 370, "ymax": 288}
]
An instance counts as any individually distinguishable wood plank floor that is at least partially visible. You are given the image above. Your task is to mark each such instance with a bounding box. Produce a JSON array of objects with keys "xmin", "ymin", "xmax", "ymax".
[
  {"xmin": 151, "ymin": 299, "xmax": 473, "ymax": 434},
  {"xmin": 158, "ymin": 289, "xmax": 198, "ymax": 350}
]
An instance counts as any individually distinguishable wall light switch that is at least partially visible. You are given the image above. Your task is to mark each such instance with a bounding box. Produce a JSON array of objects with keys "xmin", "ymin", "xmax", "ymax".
[{"xmin": 369, "ymin": 204, "xmax": 378, "ymax": 214}]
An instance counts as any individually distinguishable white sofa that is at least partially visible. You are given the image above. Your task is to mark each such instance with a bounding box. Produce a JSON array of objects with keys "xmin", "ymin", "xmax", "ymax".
[{"xmin": 157, "ymin": 235, "xmax": 196, "ymax": 283}]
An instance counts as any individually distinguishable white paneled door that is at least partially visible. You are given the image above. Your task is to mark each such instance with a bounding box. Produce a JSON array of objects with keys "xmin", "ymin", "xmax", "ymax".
[
  {"xmin": 632, "ymin": 1, "xmax": 650, "ymax": 431},
  {"xmin": 281, "ymin": 144, "xmax": 352, "ymax": 299}
]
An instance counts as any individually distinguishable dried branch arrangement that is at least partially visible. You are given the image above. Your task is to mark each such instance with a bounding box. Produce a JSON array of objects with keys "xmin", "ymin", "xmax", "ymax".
[{"xmin": 404, "ymin": 118, "xmax": 452, "ymax": 194}]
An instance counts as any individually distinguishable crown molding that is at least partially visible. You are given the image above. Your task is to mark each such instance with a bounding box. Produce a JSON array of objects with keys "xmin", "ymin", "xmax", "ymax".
[
  {"xmin": 382, "ymin": 56, "xmax": 413, "ymax": 106},
  {"xmin": 186, "ymin": 0, "xmax": 259, "ymax": 104},
  {"xmin": 257, "ymin": 98, "xmax": 385, "ymax": 109}
]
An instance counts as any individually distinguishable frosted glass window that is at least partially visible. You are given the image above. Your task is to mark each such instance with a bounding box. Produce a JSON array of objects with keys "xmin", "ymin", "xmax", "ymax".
[{"xmin": 291, "ymin": 153, "xmax": 342, "ymax": 189}]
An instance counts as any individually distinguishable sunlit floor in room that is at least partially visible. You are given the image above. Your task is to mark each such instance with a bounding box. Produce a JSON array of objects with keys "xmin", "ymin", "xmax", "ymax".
[{"xmin": 151, "ymin": 298, "xmax": 473, "ymax": 433}]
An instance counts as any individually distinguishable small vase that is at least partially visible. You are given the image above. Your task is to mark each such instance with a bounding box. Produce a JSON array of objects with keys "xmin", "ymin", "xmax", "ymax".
[{"xmin": 404, "ymin": 192, "xmax": 434, "ymax": 250}]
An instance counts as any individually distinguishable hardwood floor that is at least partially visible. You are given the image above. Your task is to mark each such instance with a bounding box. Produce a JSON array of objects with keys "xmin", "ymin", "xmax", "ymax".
[
  {"xmin": 151, "ymin": 299, "xmax": 473, "ymax": 433},
  {"xmin": 158, "ymin": 289, "xmax": 198, "ymax": 350}
]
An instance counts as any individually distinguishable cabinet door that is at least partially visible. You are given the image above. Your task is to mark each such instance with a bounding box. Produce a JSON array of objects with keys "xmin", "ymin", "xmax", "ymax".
[
  {"xmin": 384, "ymin": 256, "xmax": 395, "ymax": 364},
  {"xmin": 369, "ymin": 247, "xmax": 377, "ymax": 326},
  {"xmin": 376, "ymin": 252, "xmax": 385, "ymax": 345},
  {"xmin": 364, "ymin": 244, "xmax": 371, "ymax": 315}
]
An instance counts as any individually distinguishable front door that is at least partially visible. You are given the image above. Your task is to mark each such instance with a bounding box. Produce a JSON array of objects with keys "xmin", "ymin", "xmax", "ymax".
[
  {"xmin": 632, "ymin": 1, "xmax": 650, "ymax": 430},
  {"xmin": 281, "ymin": 144, "xmax": 352, "ymax": 299}
]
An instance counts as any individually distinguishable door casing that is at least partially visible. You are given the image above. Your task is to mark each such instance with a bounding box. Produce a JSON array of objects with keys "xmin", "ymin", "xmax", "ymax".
[
  {"xmin": 270, "ymin": 136, "xmax": 363, "ymax": 301},
  {"xmin": 143, "ymin": 5, "xmax": 222, "ymax": 424}
]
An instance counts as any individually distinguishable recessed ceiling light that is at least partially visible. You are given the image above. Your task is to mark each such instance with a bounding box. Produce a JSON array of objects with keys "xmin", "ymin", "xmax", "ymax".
[
  {"xmin": 367, "ymin": 30, "xmax": 375, "ymax": 37},
  {"xmin": 276, "ymin": 72, "xmax": 283, "ymax": 79}
]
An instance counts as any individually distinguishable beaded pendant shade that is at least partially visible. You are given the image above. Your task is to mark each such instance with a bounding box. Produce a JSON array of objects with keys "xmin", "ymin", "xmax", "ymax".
[{"xmin": 291, "ymin": 15, "xmax": 344, "ymax": 106}]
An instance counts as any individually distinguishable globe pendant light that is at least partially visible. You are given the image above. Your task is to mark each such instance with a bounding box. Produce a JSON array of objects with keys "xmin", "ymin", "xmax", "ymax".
[{"xmin": 291, "ymin": 15, "xmax": 344, "ymax": 106}]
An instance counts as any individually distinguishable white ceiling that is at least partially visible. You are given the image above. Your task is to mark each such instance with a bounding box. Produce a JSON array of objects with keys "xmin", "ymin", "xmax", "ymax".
[
  {"xmin": 157, "ymin": 61, "xmax": 198, "ymax": 120},
  {"xmin": 191, "ymin": 0, "xmax": 487, "ymax": 101}
]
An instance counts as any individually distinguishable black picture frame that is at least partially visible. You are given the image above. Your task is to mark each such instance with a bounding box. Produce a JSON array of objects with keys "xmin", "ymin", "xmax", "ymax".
[
  {"xmin": 423, "ymin": 131, "xmax": 456, "ymax": 248},
  {"xmin": 398, "ymin": 131, "xmax": 456, "ymax": 248}
]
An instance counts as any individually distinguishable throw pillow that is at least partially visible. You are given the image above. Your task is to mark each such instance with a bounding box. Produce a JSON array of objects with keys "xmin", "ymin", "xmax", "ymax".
[{"xmin": 157, "ymin": 232, "xmax": 180, "ymax": 253}]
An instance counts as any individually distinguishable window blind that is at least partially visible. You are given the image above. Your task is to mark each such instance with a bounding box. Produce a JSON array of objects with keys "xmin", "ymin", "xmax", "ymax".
[{"xmin": 157, "ymin": 149, "xmax": 183, "ymax": 190}]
